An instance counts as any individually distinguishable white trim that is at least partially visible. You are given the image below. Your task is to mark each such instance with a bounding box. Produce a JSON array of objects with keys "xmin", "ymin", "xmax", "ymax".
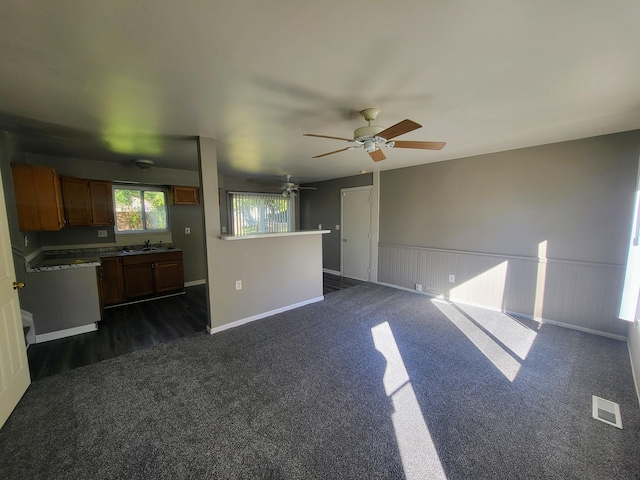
[
  {"xmin": 370, "ymin": 171, "xmax": 380, "ymax": 283},
  {"xmin": 323, "ymin": 268, "xmax": 341, "ymax": 276},
  {"xmin": 103, "ymin": 291, "xmax": 185, "ymax": 309},
  {"xmin": 220, "ymin": 230, "xmax": 330, "ymax": 240},
  {"xmin": 35, "ymin": 323, "xmax": 97, "ymax": 343},
  {"xmin": 185, "ymin": 279, "xmax": 206, "ymax": 287},
  {"xmin": 207, "ymin": 296, "xmax": 324, "ymax": 335},
  {"xmin": 627, "ymin": 338, "xmax": 640, "ymax": 408},
  {"xmin": 378, "ymin": 242, "xmax": 624, "ymax": 269},
  {"xmin": 375, "ymin": 280, "xmax": 628, "ymax": 341}
]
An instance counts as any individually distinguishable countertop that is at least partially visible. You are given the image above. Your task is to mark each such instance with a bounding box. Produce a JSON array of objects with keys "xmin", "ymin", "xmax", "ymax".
[{"xmin": 26, "ymin": 245, "xmax": 183, "ymax": 273}]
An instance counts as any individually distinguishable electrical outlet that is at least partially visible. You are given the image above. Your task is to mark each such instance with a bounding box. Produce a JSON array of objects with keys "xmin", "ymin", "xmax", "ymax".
[
  {"xmin": 318, "ymin": 224, "xmax": 322, "ymax": 230},
  {"xmin": 335, "ymin": 225, "xmax": 340, "ymax": 230},
  {"xmin": 97, "ymin": 230, "xmax": 108, "ymax": 238},
  {"xmin": 449, "ymin": 274, "xmax": 455, "ymax": 283},
  {"xmin": 415, "ymin": 283, "xmax": 423, "ymax": 292},
  {"xmin": 185, "ymin": 227, "xmax": 191, "ymax": 234},
  {"xmin": 222, "ymin": 226, "xmax": 227, "ymax": 233},
  {"xmin": 235, "ymin": 280, "xmax": 242, "ymax": 290}
]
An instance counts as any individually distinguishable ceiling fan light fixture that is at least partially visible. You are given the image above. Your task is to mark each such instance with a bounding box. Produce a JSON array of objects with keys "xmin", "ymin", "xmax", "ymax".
[
  {"xmin": 363, "ymin": 140, "xmax": 377, "ymax": 153},
  {"xmin": 134, "ymin": 159, "xmax": 154, "ymax": 171}
]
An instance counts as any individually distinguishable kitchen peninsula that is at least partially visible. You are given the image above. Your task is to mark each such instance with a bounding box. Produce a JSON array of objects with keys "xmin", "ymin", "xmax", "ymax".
[{"xmin": 26, "ymin": 245, "xmax": 184, "ymax": 342}]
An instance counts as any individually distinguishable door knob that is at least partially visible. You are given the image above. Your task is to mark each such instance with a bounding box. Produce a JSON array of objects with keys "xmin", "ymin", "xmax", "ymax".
[{"xmin": 12, "ymin": 282, "xmax": 25, "ymax": 290}]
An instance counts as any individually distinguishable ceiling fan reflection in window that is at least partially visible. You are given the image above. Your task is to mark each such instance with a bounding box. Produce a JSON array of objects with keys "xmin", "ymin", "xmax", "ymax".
[{"xmin": 304, "ymin": 108, "xmax": 445, "ymax": 161}]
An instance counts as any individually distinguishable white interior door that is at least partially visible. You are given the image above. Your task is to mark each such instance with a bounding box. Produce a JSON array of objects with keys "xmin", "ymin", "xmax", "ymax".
[
  {"xmin": 341, "ymin": 187, "xmax": 371, "ymax": 281},
  {"xmin": 0, "ymin": 169, "xmax": 30, "ymax": 429}
]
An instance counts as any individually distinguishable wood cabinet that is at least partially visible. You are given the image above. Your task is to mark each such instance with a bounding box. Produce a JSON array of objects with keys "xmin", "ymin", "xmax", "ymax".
[
  {"xmin": 170, "ymin": 185, "xmax": 200, "ymax": 205},
  {"xmin": 97, "ymin": 256, "xmax": 125, "ymax": 307},
  {"xmin": 11, "ymin": 164, "xmax": 66, "ymax": 231},
  {"xmin": 88, "ymin": 180, "xmax": 115, "ymax": 226},
  {"xmin": 60, "ymin": 176, "xmax": 92, "ymax": 226},
  {"xmin": 59, "ymin": 177, "xmax": 114, "ymax": 227},
  {"xmin": 122, "ymin": 251, "xmax": 184, "ymax": 300}
]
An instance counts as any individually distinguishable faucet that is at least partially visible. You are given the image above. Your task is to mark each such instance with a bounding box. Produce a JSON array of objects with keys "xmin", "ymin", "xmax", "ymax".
[{"xmin": 144, "ymin": 239, "xmax": 151, "ymax": 248}]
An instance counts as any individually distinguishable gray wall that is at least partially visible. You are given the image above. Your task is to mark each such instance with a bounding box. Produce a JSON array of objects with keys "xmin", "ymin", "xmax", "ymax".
[
  {"xmin": 199, "ymin": 138, "xmax": 324, "ymax": 331},
  {"xmin": 378, "ymin": 130, "xmax": 640, "ymax": 336},
  {"xmin": 0, "ymin": 132, "xmax": 40, "ymax": 311},
  {"xmin": 300, "ymin": 173, "xmax": 373, "ymax": 271}
]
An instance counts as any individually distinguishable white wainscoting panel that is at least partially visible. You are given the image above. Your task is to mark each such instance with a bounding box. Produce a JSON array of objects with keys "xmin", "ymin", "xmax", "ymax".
[{"xmin": 379, "ymin": 244, "xmax": 626, "ymax": 337}]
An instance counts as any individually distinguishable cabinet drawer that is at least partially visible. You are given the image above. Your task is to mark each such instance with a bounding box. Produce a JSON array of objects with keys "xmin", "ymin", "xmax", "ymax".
[{"xmin": 121, "ymin": 251, "xmax": 182, "ymax": 266}]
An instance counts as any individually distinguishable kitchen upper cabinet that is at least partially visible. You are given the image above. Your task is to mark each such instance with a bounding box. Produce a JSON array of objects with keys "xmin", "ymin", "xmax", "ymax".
[
  {"xmin": 11, "ymin": 164, "xmax": 66, "ymax": 231},
  {"xmin": 122, "ymin": 251, "xmax": 184, "ymax": 300},
  {"xmin": 88, "ymin": 180, "xmax": 115, "ymax": 226},
  {"xmin": 98, "ymin": 256, "xmax": 125, "ymax": 306},
  {"xmin": 60, "ymin": 176, "xmax": 92, "ymax": 226},
  {"xmin": 170, "ymin": 185, "xmax": 200, "ymax": 205},
  {"xmin": 59, "ymin": 178, "xmax": 115, "ymax": 227}
]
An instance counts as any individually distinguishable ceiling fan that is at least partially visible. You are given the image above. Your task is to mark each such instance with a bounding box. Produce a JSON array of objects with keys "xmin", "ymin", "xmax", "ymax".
[
  {"xmin": 304, "ymin": 108, "xmax": 445, "ymax": 162},
  {"xmin": 266, "ymin": 175, "xmax": 317, "ymax": 197}
]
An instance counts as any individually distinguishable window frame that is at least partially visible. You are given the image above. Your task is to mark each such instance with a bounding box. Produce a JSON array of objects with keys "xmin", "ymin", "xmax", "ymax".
[
  {"xmin": 228, "ymin": 191, "xmax": 293, "ymax": 236},
  {"xmin": 112, "ymin": 184, "xmax": 170, "ymax": 234}
]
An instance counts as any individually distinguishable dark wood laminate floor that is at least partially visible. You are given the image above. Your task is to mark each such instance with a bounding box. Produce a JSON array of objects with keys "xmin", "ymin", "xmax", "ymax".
[
  {"xmin": 27, "ymin": 285, "xmax": 208, "ymax": 381},
  {"xmin": 323, "ymin": 272, "xmax": 365, "ymax": 294},
  {"xmin": 28, "ymin": 275, "xmax": 364, "ymax": 381}
]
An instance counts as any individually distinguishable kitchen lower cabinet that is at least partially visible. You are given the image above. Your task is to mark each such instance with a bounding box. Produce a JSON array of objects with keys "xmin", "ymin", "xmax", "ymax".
[
  {"xmin": 122, "ymin": 251, "xmax": 184, "ymax": 300},
  {"xmin": 97, "ymin": 256, "xmax": 125, "ymax": 306}
]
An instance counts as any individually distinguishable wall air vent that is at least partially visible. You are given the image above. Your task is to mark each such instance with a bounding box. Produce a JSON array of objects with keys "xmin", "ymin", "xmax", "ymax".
[{"xmin": 592, "ymin": 395, "xmax": 622, "ymax": 429}]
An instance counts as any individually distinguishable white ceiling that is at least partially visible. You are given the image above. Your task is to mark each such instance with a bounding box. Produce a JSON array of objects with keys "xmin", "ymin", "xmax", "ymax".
[{"xmin": 1, "ymin": 1, "xmax": 639, "ymax": 182}]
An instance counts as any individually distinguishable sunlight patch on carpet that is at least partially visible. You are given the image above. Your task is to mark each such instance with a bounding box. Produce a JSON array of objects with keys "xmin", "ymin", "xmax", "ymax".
[{"xmin": 372, "ymin": 321, "xmax": 446, "ymax": 480}]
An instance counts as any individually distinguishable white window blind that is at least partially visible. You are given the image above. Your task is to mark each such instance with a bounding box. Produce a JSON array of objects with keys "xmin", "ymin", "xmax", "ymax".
[{"xmin": 230, "ymin": 192, "xmax": 292, "ymax": 236}]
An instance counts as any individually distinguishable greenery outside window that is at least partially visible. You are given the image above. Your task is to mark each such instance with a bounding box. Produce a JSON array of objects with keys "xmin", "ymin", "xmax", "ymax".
[
  {"xmin": 113, "ymin": 186, "xmax": 169, "ymax": 233},
  {"xmin": 230, "ymin": 192, "xmax": 292, "ymax": 236}
]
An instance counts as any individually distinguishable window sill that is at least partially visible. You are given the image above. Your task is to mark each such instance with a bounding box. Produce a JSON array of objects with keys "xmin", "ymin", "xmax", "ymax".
[{"xmin": 220, "ymin": 230, "xmax": 331, "ymax": 240}]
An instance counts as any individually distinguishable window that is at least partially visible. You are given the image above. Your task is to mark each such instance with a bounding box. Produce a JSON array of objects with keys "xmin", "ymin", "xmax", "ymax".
[
  {"xmin": 230, "ymin": 192, "xmax": 292, "ymax": 236},
  {"xmin": 113, "ymin": 186, "xmax": 169, "ymax": 233}
]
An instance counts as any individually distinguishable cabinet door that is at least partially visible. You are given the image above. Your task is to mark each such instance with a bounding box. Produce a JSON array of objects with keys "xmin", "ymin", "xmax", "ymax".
[
  {"xmin": 170, "ymin": 186, "xmax": 200, "ymax": 205},
  {"xmin": 60, "ymin": 177, "xmax": 92, "ymax": 226},
  {"xmin": 89, "ymin": 180, "xmax": 115, "ymax": 226},
  {"xmin": 98, "ymin": 257, "xmax": 125, "ymax": 306},
  {"xmin": 11, "ymin": 164, "xmax": 65, "ymax": 231},
  {"xmin": 154, "ymin": 258, "xmax": 184, "ymax": 293},
  {"xmin": 123, "ymin": 263, "xmax": 155, "ymax": 299}
]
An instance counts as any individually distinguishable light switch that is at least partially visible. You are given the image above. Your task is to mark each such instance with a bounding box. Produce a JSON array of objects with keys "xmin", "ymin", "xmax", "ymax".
[{"xmin": 185, "ymin": 227, "xmax": 191, "ymax": 234}]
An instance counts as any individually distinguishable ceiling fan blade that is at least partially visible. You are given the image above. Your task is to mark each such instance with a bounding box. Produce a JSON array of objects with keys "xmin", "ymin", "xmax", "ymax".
[
  {"xmin": 298, "ymin": 186, "xmax": 317, "ymax": 190},
  {"xmin": 304, "ymin": 133, "xmax": 353, "ymax": 142},
  {"xmin": 392, "ymin": 140, "xmax": 446, "ymax": 150},
  {"xmin": 377, "ymin": 119, "xmax": 422, "ymax": 141},
  {"xmin": 369, "ymin": 149, "xmax": 386, "ymax": 162},
  {"xmin": 312, "ymin": 147, "xmax": 352, "ymax": 158}
]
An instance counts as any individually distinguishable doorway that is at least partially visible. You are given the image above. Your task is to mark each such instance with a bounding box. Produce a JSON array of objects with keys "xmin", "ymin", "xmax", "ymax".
[{"xmin": 341, "ymin": 186, "xmax": 372, "ymax": 281}]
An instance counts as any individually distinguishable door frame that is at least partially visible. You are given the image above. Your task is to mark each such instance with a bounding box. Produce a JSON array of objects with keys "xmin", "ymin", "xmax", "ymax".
[{"xmin": 340, "ymin": 172, "xmax": 380, "ymax": 282}]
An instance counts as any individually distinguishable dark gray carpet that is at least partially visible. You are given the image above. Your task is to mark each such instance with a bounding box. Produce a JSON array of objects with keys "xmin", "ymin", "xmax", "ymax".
[{"xmin": 1, "ymin": 283, "xmax": 639, "ymax": 479}]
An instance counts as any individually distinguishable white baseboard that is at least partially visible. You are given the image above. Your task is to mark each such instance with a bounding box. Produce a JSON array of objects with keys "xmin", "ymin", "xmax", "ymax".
[
  {"xmin": 628, "ymin": 338, "xmax": 640, "ymax": 408},
  {"xmin": 185, "ymin": 279, "xmax": 206, "ymax": 287},
  {"xmin": 375, "ymin": 281, "xmax": 627, "ymax": 341},
  {"xmin": 323, "ymin": 268, "xmax": 341, "ymax": 276},
  {"xmin": 207, "ymin": 296, "xmax": 325, "ymax": 335},
  {"xmin": 35, "ymin": 323, "xmax": 97, "ymax": 343}
]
